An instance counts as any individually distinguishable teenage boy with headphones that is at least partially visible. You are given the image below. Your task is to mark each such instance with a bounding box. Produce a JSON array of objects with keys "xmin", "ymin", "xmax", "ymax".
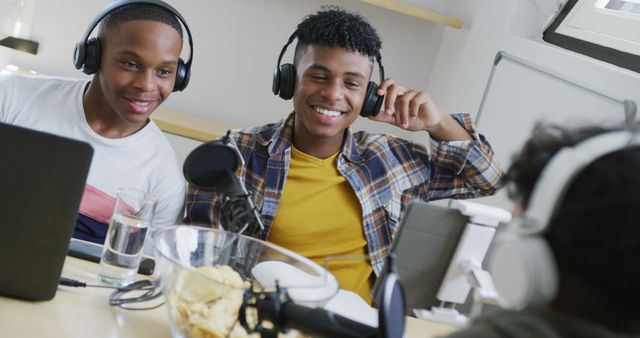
[
  {"xmin": 448, "ymin": 123, "xmax": 640, "ymax": 337},
  {"xmin": 185, "ymin": 7, "xmax": 503, "ymax": 303},
  {"xmin": 0, "ymin": 0, "xmax": 191, "ymax": 244}
]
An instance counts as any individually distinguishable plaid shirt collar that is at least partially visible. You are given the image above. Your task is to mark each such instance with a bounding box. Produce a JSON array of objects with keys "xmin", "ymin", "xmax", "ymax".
[{"xmin": 257, "ymin": 112, "xmax": 365, "ymax": 163}]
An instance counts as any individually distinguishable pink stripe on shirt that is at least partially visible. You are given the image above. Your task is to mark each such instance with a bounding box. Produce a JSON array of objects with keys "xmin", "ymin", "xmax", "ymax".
[{"xmin": 78, "ymin": 185, "xmax": 115, "ymax": 224}]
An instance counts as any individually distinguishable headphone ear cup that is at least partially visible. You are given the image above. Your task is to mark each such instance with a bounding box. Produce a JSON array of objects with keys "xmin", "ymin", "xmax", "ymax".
[
  {"xmin": 79, "ymin": 37, "xmax": 101, "ymax": 75},
  {"xmin": 488, "ymin": 231, "xmax": 559, "ymax": 309},
  {"xmin": 360, "ymin": 81, "xmax": 384, "ymax": 117},
  {"xmin": 276, "ymin": 63, "xmax": 295, "ymax": 100},
  {"xmin": 272, "ymin": 66, "xmax": 281, "ymax": 96},
  {"xmin": 73, "ymin": 42, "xmax": 86, "ymax": 71},
  {"xmin": 173, "ymin": 58, "xmax": 190, "ymax": 92}
]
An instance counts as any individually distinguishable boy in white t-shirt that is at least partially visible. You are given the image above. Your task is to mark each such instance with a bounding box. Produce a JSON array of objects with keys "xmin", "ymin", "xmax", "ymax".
[{"xmin": 0, "ymin": 1, "xmax": 190, "ymax": 244}]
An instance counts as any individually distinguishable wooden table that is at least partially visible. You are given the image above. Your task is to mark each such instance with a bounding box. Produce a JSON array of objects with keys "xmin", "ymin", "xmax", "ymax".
[{"xmin": 0, "ymin": 257, "xmax": 457, "ymax": 338}]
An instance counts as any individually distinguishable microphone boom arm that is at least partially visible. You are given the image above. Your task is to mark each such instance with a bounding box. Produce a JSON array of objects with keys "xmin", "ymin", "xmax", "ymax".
[{"xmin": 217, "ymin": 168, "xmax": 265, "ymax": 236}]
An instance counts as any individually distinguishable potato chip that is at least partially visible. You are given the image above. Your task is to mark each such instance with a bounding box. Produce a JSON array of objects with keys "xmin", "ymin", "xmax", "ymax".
[{"xmin": 171, "ymin": 265, "xmax": 303, "ymax": 338}]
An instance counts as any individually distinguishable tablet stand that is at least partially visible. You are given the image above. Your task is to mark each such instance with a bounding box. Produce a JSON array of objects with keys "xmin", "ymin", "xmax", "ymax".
[{"xmin": 414, "ymin": 201, "xmax": 511, "ymax": 327}]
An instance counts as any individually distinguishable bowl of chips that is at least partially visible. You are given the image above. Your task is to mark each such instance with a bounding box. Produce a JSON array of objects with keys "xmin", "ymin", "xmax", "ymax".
[{"xmin": 153, "ymin": 225, "xmax": 339, "ymax": 338}]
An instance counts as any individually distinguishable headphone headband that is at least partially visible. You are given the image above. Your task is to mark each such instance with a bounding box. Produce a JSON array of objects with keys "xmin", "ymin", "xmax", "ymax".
[
  {"xmin": 274, "ymin": 30, "xmax": 385, "ymax": 86},
  {"xmin": 375, "ymin": 54, "xmax": 385, "ymax": 84},
  {"xmin": 275, "ymin": 31, "xmax": 298, "ymax": 74},
  {"xmin": 79, "ymin": 0, "xmax": 193, "ymax": 68},
  {"xmin": 522, "ymin": 130, "xmax": 640, "ymax": 233}
]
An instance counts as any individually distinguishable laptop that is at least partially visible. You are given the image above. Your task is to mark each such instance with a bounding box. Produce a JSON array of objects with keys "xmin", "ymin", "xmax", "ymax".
[
  {"xmin": 372, "ymin": 201, "xmax": 469, "ymax": 311},
  {"xmin": 0, "ymin": 122, "xmax": 93, "ymax": 301}
]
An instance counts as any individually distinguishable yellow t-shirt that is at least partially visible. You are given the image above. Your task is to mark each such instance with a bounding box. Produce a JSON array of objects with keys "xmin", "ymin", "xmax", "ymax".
[{"xmin": 269, "ymin": 146, "xmax": 373, "ymax": 303}]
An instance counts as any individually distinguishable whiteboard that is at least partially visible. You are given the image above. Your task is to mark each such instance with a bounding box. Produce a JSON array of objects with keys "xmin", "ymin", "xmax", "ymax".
[{"xmin": 470, "ymin": 53, "xmax": 631, "ymax": 210}]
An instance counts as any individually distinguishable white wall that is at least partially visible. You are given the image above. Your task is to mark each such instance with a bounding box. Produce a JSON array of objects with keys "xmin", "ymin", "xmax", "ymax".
[
  {"xmin": 428, "ymin": 0, "xmax": 640, "ymax": 209},
  {"xmin": 3, "ymin": 0, "xmax": 445, "ymax": 142},
  {"xmin": 6, "ymin": 0, "xmax": 639, "ymax": 210}
]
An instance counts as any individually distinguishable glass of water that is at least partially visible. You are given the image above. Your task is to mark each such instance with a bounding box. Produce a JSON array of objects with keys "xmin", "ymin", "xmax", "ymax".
[{"xmin": 98, "ymin": 188, "xmax": 156, "ymax": 286}]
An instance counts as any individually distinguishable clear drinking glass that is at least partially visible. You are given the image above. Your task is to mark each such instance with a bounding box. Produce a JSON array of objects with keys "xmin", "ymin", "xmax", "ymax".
[{"xmin": 98, "ymin": 188, "xmax": 156, "ymax": 286}]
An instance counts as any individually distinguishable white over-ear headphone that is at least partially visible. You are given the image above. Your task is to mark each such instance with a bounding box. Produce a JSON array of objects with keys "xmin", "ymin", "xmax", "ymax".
[{"xmin": 488, "ymin": 130, "xmax": 640, "ymax": 309}]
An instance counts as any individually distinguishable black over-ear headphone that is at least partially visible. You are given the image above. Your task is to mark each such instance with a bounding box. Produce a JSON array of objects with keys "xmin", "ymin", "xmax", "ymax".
[
  {"xmin": 73, "ymin": 0, "xmax": 194, "ymax": 92},
  {"xmin": 488, "ymin": 130, "xmax": 640, "ymax": 309},
  {"xmin": 272, "ymin": 31, "xmax": 386, "ymax": 118}
]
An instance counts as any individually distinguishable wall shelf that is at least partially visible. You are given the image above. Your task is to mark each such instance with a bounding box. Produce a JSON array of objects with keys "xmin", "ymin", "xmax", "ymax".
[
  {"xmin": 357, "ymin": 0, "xmax": 463, "ymax": 29},
  {"xmin": 153, "ymin": 107, "xmax": 233, "ymax": 142}
]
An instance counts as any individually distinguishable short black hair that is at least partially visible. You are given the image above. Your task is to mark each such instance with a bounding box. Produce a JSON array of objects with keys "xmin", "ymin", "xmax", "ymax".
[
  {"xmin": 506, "ymin": 122, "xmax": 640, "ymax": 328},
  {"xmin": 293, "ymin": 6, "xmax": 382, "ymax": 66},
  {"xmin": 98, "ymin": 3, "xmax": 183, "ymax": 41}
]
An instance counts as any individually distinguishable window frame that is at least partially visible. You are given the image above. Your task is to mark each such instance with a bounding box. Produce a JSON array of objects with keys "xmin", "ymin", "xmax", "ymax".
[{"xmin": 543, "ymin": 0, "xmax": 640, "ymax": 73}]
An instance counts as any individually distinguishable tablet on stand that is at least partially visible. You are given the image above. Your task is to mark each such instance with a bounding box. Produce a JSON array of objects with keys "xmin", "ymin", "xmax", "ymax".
[{"xmin": 373, "ymin": 200, "xmax": 511, "ymax": 327}]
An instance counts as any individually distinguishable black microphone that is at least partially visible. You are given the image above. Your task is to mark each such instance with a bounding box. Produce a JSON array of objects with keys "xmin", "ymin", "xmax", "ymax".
[
  {"xmin": 238, "ymin": 255, "xmax": 407, "ymax": 338},
  {"xmin": 183, "ymin": 132, "xmax": 264, "ymax": 236},
  {"xmin": 239, "ymin": 286, "xmax": 378, "ymax": 338},
  {"xmin": 281, "ymin": 302, "xmax": 378, "ymax": 338}
]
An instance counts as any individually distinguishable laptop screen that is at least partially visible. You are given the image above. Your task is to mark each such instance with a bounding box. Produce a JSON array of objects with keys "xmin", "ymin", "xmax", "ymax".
[{"xmin": 0, "ymin": 123, "xmax": 93, "ymax": 301}]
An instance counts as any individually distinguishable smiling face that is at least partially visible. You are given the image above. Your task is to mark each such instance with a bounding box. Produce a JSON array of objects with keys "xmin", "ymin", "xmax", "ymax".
[
  {"xmin": 292, "ymin": 44, "xmax": 373, "ymax": 157},
  {"xmin": 85, "ymin": 20, "xmax": 182, "ymax": 136}
]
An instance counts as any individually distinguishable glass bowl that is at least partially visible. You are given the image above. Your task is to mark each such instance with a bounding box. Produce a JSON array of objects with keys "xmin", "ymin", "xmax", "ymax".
[{"xmin": 153, "ymin": 225, "xmax": 339, "ymax": 338}]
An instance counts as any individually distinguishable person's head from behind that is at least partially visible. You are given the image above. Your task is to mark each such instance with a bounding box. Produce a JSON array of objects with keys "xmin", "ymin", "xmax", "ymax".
[
  {"xmin": 505, "ymin": 122, "xmax": 640, "ymax": 333},
  {"xmin": 291, "ymin": 6, "xmax": 382, "ymax": 145},
  {"xmin": 91, "ymin": 2, "xmax": 184, "ymax": 127}
]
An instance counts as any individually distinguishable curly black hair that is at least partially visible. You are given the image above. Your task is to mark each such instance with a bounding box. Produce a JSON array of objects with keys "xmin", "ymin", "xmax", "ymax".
[
  {"xmin": 98, "ymin": 3, "xmax": 183, "ymax": 41},
  {"xmin": 293, "ymin": 6, "xmax": 382, "ymax": 65},
  {"xmin": 505, "ymin": 123, "xmax": 610, "ymax": 206},
  {"xmin": 506, "ymin": 122, "xmax": 640, "ymax": 330}
]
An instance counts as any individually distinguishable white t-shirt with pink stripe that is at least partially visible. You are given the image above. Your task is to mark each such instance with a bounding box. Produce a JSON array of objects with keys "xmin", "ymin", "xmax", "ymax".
[{"xmin": 0, "ymin": 74, "xmax": 185, "ymax": 230}]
